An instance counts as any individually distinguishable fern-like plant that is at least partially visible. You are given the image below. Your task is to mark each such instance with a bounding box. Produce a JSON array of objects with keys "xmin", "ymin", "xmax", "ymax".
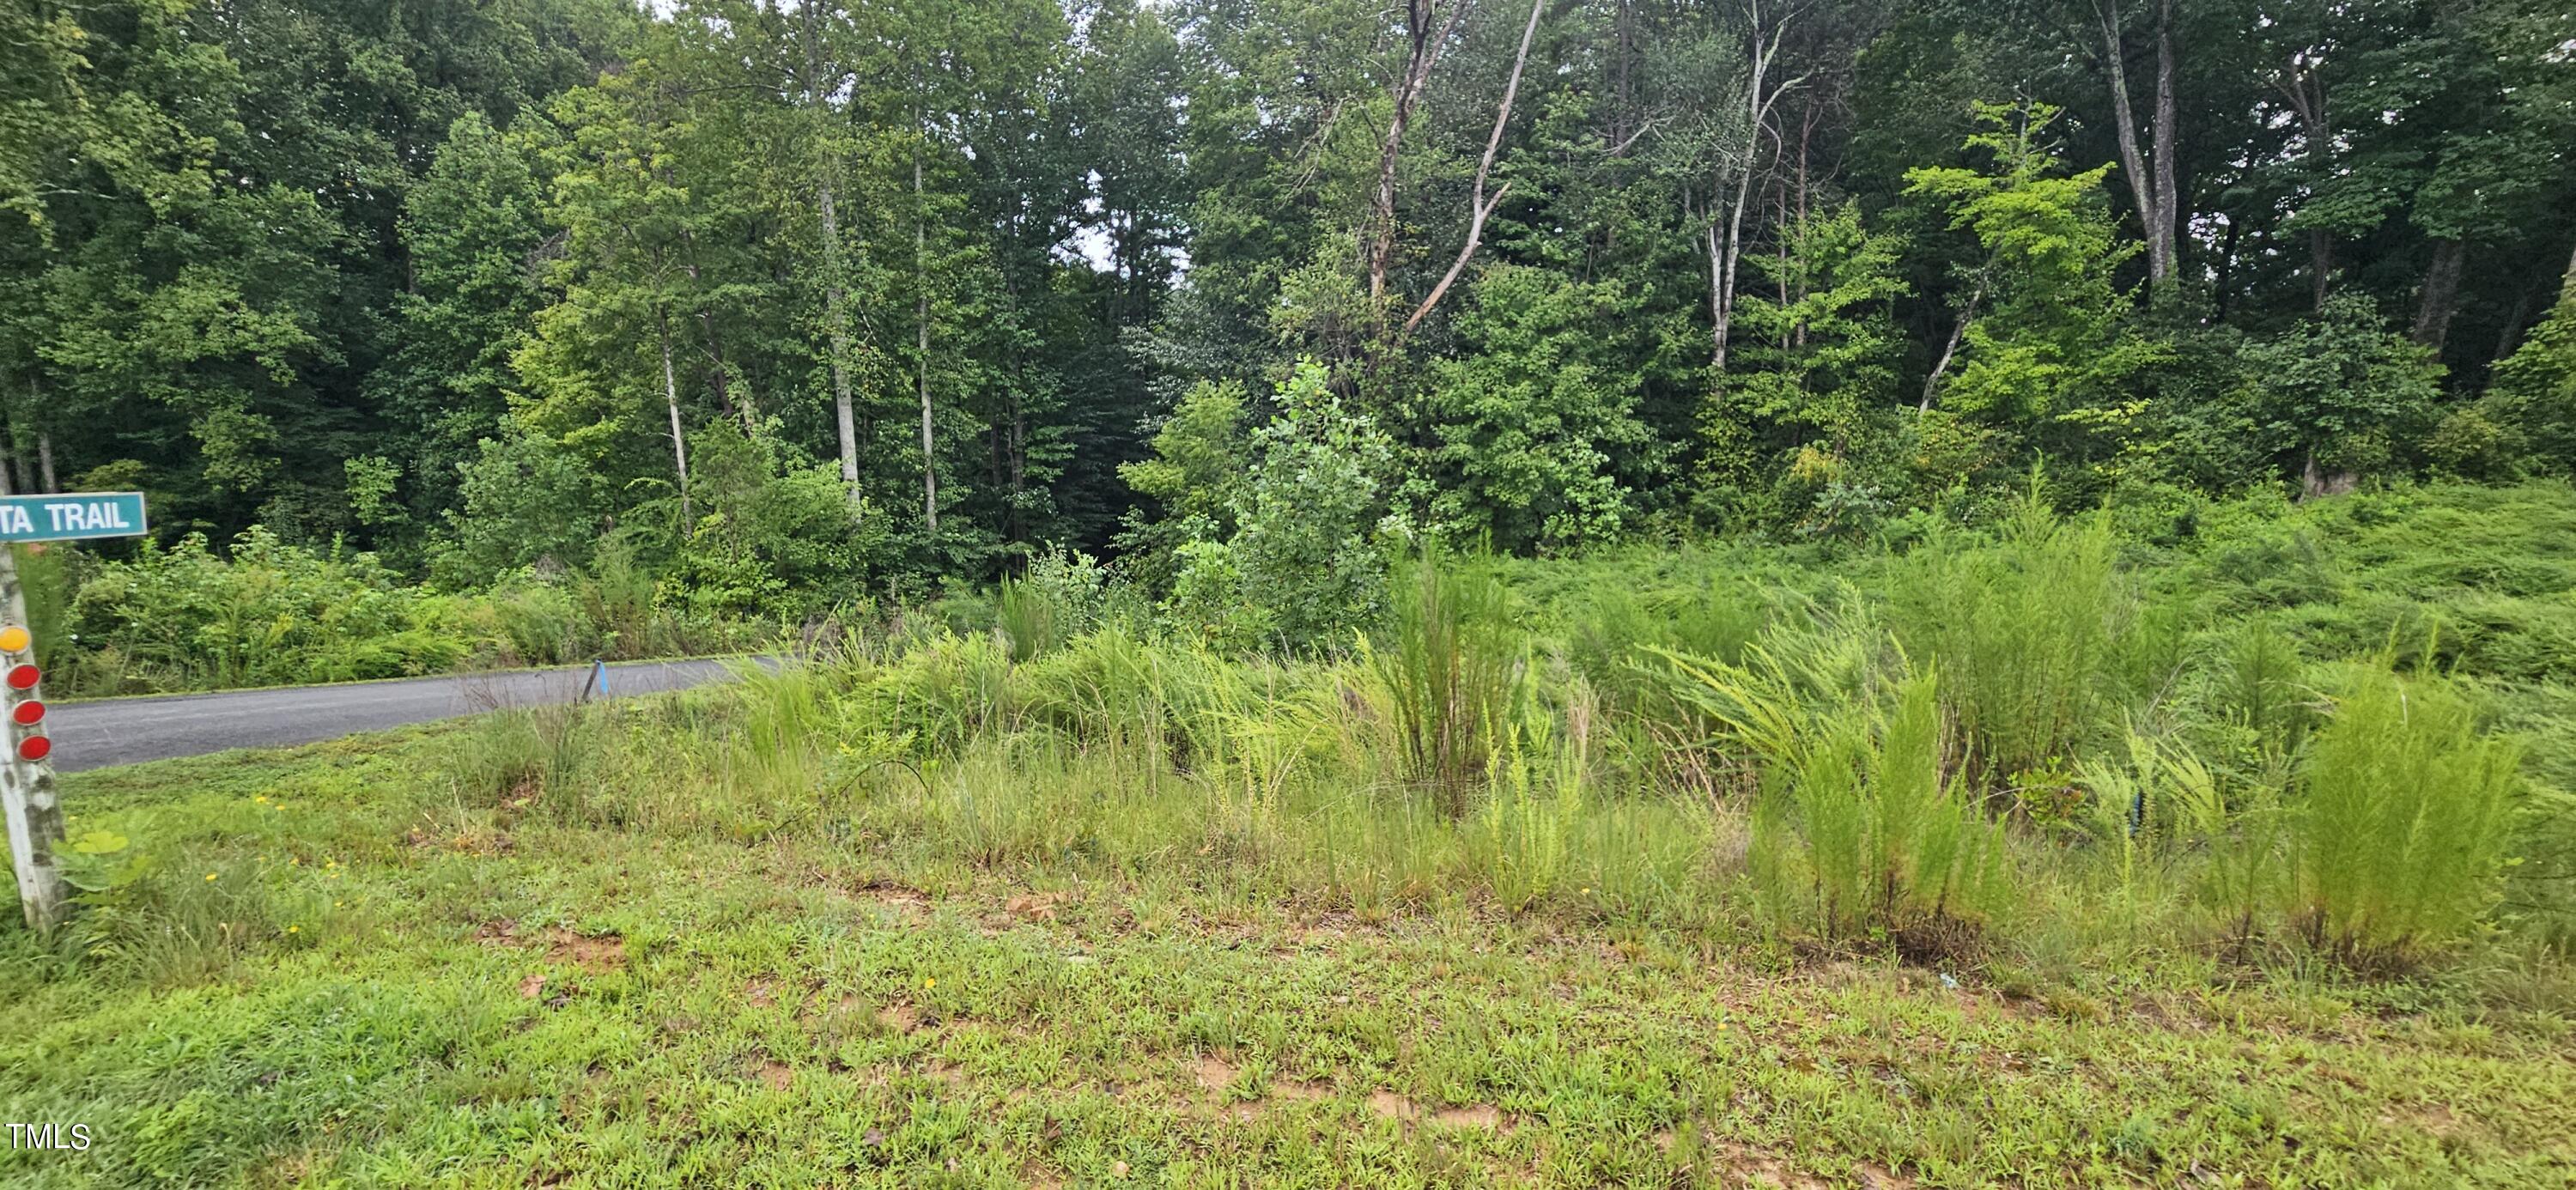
[{"xmin": 2293, "ymin": 665, "xmax": 2520, "ymax": 968}]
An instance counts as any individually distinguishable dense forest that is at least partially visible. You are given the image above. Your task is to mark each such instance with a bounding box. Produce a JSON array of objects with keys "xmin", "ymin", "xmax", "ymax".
[{"xmin": 3, "ymin": 0, "xmax": 2573, "ymax": 628}]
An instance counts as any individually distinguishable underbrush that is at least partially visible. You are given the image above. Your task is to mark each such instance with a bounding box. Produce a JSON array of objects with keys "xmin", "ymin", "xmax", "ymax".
[
  {"xmin": 43, "ymin": 530, "xmax": 776, "ymax": 695},
  {"xmin": 42, "ymin": 481, "xmax": 2576, "ymax": 997},
  {"xmin": 15, "ymin": 482, "xmax": 2576, "ymax": 1188}
]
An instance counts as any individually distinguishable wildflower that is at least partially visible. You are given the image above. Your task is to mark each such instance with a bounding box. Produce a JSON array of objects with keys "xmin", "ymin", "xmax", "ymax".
[
  {"xmin": 204, "ymin": 872, "xmax": 218, "ymax": 882},
  {"xmin": 253, "ymin": 796, "xmax": 269, "ymax": 804},
  {"xmin": 334, "ymin": 901, "xmax": 343, "ymax": 908},
  {"xmin": 923, "ymin": 977, "xmax": 936, "ymax": 991},
  {"xmin": 288, "ymin": 926, "xmax": 301, "ymax": 934}
]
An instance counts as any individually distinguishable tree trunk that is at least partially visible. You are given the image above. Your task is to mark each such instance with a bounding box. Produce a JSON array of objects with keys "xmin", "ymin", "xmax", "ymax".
[
  {"xmin": 1708, "ymin": 0, "xmax": 1797, "ymax": 373},
  {"xmin": 2097, "ymin": 0, "xmax": 2178, "ymax": 289},
  {"xmin": 656, "ymin": 303, "xmax": 692, "ymax": 530},
  {"xmin": 1365, "ymin": 0, "xmax": 1470, "ymax": 306},
  {"xmin": 914, "ymin": 146, "xmax": 939, "ymax": 536},
  {"xmin": 1921, "ymin": 285, "xmax": 1981, "ymax": 412},
  {"xmin": 2411, "ymin": 236, "xmax": 2466, "ymax": 350},
  {"xmin": 2274, "ymin": 51, "xmax": 2332, "ymax": 310},
  {"xmin": 806, "ymin": 6, "xmax": 861, "ymax": 503},
  {"xmin": 38, "ymin": 432, "xmax": 55, "ymax": 495},
  {"xmin": 1403, "ymin": 0, "xmax": 1543, "ymax": 337},
  {"xmin": 1612, "ymin": 0, "xmax": 1633, "ymax": 152},
  {"xmin": 2149, "ymin": 0, "xmax": 2179, "ymax": 288},
  {"xmin": 2489, "ymin": 282, "xmax": 2535, "ymax": 371}
]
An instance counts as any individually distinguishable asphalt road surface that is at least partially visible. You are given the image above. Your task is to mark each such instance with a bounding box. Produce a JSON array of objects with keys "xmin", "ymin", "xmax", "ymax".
[{"xmin": 47, "ymin": 658, "xmax": 762, "ymax": 773}]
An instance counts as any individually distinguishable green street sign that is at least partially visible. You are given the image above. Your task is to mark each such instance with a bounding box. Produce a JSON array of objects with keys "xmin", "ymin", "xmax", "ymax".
[{"xmin": 0, "ymin": 493, "xmax": 148, "ymax": 543}]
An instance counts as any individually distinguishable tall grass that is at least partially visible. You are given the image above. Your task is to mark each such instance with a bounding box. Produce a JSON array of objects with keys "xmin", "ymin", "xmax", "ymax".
[
  {"xmin": 2294, "ymin": 665, "xmax": 2521, "ymax": 968},
  {"xmin": 64, "ymin": 486, "xmax": 2567, "ymax": 993},
  {"xmin": 995, "ymin": 578, "xmax": 1064, "ymax": 663},
  {"xmin": 1753, "ymin": 669, "xmax": 2001, "ymax": 951},
  {"xmin": 1886, "ymin": 502, "xmax": 2128, "ymax": 793},
  {"xmin": 1369, "ymin": 557, "xmax": 1521, "ymax": 817},
  {"xmin": 1472, "ymin": 680, "xmax": 1595, "ymax": 912}
]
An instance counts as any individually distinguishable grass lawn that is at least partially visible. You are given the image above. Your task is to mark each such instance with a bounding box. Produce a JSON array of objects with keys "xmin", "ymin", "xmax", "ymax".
[{"xmin": 3, "ymin": 719, "xmax": 2572, "ymax": 1188}]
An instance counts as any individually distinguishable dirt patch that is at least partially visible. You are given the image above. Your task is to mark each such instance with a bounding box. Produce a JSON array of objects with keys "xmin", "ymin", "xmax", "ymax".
[
  {"xmin": 1711, "ymin": 1140, "xmax": 1830, "ymax": 1190},
  {"xmin": 518, "ymin": 973, "xmax": 548, "ymax": 999},
  {"xmin": 2403, "ymin": 1102, "xmax": 2463, "ymax": 1138},
  {"xmin": 1006, "ymin": 892, "xmax": 1066, "ymax": 923},
  {"xmin": 745, "ymin": 979, "xmax": 779, "ymax": 1008},
  {"xmin": 473, "ymin": 919, "xmax": 522, "ymax": 946},
  {"xmin": 878, "ymin": 1002, "xmax": 924, "ymax": 1034},
  {"xmin": 1369, "ymin": 1090, "xmax": 1420, "ymax": 1122},
  {"xmin": 410, "ymin": 827, "xmax": 515, "ymax": 856},
  {"xmin": 757, "ymin": 1060, "xmax": 793, "ymax": 1090},
  {"xmin": 1273, "ymin": 1078, "xmax": 1332, "ymax": 1102},
  {"xmin": 1192, "ymin": 1055, "xmax": 1237, "ymax": 1091},
  {"xmin": 1430, "ymin": 1103, "xmax": 1504, "ymax": 1130},
  {"xmin": 1856, "ymin": 1161, "xmax": 1917, "ymax": 1188},
  {"xmin": 855, "ymin": 880, "xmax": 930, "ymax": 918},
  {"xmin": 544, "ymin": 928, "xmax": 627, "ymax": 973}
]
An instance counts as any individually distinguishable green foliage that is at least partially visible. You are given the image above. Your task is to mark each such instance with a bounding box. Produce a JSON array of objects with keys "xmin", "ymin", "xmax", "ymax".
[
  {"xmin": 1884, "ymin": 500, "xmax": 2130, "ymax": 791},
  {"xmin": 438, "ymin": 430, "xmax": 609, "ymax": 586},
  {"xmin": 67, "ymin": 530, "xmax": 469, "ymax": 691},
  {"xmin": 2241, "ymin": 293, "xmax": 2446, "ymax": 483},
  {"xmin": 1115, "ymin": 379, "xmax": 1251, "ymax": 586},
  {"xmin": 1416, "ymin": 267, "xmax": 1655, "ymax": 552},
  {"xmin": 1903, "ymin": 101, "xmax": 2165, "ymax": 438},
  {"xmin": 2295, "ymin": 665, "xmax": 2521, "ymax": 968},
  {"xmin": 1176, "ymin": 359, "xmax": 1395, "ymax": 649},
  {"xmin": 59, "ymin": 528, "xmax": 762, "ymax": 695},
  {"xmin": 2488, "ymin": 274, "xmax": 2576, "ymax": 473},
  {"xmin": 1369, "ymin": 556, "xmax": 1522, "ymax": 817},
  {"xmin": 661, "ymin": 422, "xmax": 890, "ymax": 620},
  {"xmin": 1720, "ymin": 201, "xmax": 1911, "ymax": 530}
]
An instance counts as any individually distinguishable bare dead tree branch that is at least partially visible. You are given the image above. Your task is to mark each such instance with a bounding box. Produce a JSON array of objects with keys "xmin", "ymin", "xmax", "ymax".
[{"xmin": 1403, "ymin": 0, "xmax": 1546, "ymax": 337}]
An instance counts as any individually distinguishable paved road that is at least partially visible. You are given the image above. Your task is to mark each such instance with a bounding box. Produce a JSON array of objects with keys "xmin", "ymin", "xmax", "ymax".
[{"xmin": 47, "ymin": 658, "xmax": 762, "ymax": 773}]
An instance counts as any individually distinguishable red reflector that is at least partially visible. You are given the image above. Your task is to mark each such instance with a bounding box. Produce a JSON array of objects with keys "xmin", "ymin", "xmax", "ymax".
[
  {"xmin": 10, "ymin": 701, "xmax": 41, "ymax": 726},
  {"xmin": 4, "ymin": 665, "xmax": 34, "ymax": 690},
  {"xmin": 17, "ymin": 736, "xmax": 49, "ymax": 762}
]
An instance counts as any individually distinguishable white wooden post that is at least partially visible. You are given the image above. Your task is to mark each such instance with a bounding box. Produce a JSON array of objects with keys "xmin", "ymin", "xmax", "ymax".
[{"xmin": 0, "ymin": 543, "xmax": 64, "ymax": 932}]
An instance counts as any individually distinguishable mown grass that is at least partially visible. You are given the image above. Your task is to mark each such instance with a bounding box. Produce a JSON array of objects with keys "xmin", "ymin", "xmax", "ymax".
[
  {"xmin": 7, "ymin": 481, "xmax": 2576, "ymax": 1187},
  {"xmin": 9, "ymin": 729, "xmax": 2573, "ymax": 1187}
]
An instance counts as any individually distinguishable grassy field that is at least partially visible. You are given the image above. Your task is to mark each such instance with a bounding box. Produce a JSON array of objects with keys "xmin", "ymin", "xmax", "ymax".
[
  {"xmin": 6, "ymin": 732, "xmax": 2572, "ymax": 1188},
  {"xmin": 7, "ymin": 483, "xmax": 2576, "ymax": 1187}
]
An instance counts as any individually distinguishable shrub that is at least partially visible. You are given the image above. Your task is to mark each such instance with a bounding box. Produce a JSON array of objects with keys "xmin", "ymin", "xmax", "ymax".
[
  {"xmin": 67, "ymin": 528, "xmax": 449, "ymax": 690},
  {"xmin": 1886, "ymin": 500, "xmax": 2128, "ymax": 792},
  {"xmin": 2293, "ymin": 665, "xmax": 2521, "ymax": 968},
  {"xmin": 1750, "ymin": 667, "xmax": 2002, "ymax": 950},
  {"xmin": 1369, "ymin": 556, "xmax": 1522, "ymax": 817},
  {"xmin": 1225, "ymin": 359, "xmax": 1395, "ymax": 649}
]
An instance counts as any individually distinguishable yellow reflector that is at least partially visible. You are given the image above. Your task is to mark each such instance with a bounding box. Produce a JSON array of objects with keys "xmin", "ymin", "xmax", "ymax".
[{"xmin": 0, "ymin": 627, "xmax": 27, "ymax": 653}]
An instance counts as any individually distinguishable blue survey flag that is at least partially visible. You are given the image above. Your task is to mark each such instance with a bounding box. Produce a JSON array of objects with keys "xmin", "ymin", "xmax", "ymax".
[{"xmin": 0, "ymin": 493, "xmax": 149, "ymax": 543}]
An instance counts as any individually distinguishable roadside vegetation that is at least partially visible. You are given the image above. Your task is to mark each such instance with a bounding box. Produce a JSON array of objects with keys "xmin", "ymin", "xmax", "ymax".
[
  {"xmin": 7, "ymin": 482, "xmax": 2574, "ymax": 1186},
  {"xmin": 26, "ymin": 531, "xmax": 779, "ymax": 698}
]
